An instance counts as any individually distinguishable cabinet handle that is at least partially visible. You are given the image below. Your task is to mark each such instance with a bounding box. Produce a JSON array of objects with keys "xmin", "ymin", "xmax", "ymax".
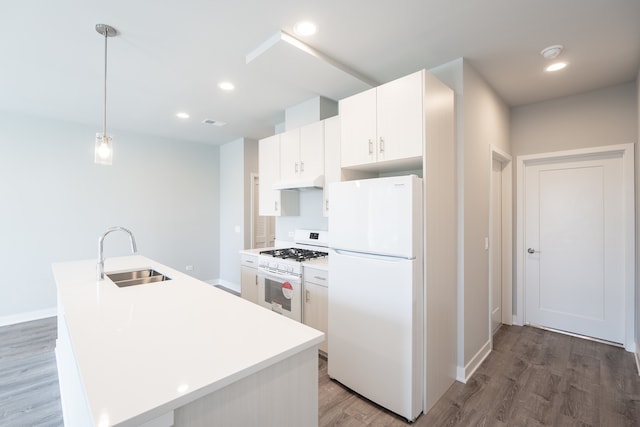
[
  {"xmin": 368, "ymin": 139, "xmax": 373, "ymax": 154},
  {"xmin": 325, "ymin": 199, "xmax": 329, "ymax": 211},
  {"xmin": 300, "ymin": 161, "xmax": 304, "ymax": 172},
  {"xmin": 379, "ymin": 137, "xmax": 385, "ymax": 153},
  {"xmin": 305, "ymin": 289, "xmax": 311, "ymax": 303},
  {"xmin": 274, "ymin": 201, "xmax": 278, "ymax": 212},
  {"xmin": 295, "ymin": 162, "xmax": 299, "ymax": 173},
  {"xmin": 313, "ymin": 276, "xmax": 326, "ymax": 281},
  {"xmin": 246, "ymin": 260, "xmax": 254, "ymax": 264},
  {"xmin": 255, "ymin": 275, "xmax": 258, "ymax": 285}
]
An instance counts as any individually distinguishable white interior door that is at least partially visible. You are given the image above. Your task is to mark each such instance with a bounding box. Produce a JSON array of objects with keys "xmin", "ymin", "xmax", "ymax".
[
  {"xmin": 524, "ymin": 155, "xmax": 625, "ymax": 343},
  {"xmin": 491, "ymin": 159, "xmax": 503, "ymax": 334},
  {"xmin": 252, "ymin": 175, "xmax": 274, "ymax": 249}
]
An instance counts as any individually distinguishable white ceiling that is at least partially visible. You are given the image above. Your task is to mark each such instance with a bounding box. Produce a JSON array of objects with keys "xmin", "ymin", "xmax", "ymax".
[{"xmin": 3, "ymin": 0, "xmax": 639, "ymax": 145}]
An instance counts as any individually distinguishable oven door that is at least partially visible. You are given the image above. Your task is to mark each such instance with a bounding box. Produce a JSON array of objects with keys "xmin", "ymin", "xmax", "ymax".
[{"xmin": 257, "ymin": 270, "xmax": 302, "ymax": 322}]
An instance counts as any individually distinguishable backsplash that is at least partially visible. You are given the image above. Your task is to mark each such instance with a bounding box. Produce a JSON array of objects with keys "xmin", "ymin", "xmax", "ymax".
[{"xmin": 275, "ymin": 189, "xmax": 327, "ymax": 242}]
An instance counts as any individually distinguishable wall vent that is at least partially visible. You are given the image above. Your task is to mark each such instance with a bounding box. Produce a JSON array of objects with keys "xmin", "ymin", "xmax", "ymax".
[{"xmin": 201, "ymin": 118, "xmax": 226, "ymax": 127}]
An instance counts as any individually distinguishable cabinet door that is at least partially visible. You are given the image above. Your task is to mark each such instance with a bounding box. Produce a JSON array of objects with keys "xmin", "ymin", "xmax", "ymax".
[
  {"xmin": 303, "ymin": 281, "xmax": 328, "ymax": 354},
  {"xmin": 299, "ymin": 121, "xmax": 324, "ymax": 180},
  {"xmin": 258, "ymin": 135, "xmax": 281, "ymax": 216},
  {"xmin": 376, "ymin": 70, "xmax": 423, "ymax": 163},
  {"xmin": 340, "ymin": 87, "xmax": 377, "ymax": 168},
  {"xmin": 323, "ymin": 116, "xmax": 340, "ymax": 217},
  {"xmin": 240, "ymin": 266, "xmax": 258, "ymax": 304},
  {"xmin": 280, "ymin": 128, "xmax": 300, "ymax": 182}
]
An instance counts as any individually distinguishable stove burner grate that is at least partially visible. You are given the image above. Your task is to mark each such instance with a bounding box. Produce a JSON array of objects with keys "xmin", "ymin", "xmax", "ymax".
[{"xmin": 260, "ymin": 248, "xmax": 328, "ymax": 262}]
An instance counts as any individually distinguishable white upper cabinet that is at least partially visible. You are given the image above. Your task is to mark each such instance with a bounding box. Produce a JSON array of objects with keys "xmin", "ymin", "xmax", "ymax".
[
  {"xmin": 339, "ymin": 87, "xmax": 377, "ymax": 167},
  {"xmin": 323, "ymin": 116, "xmax": 340, "ymax": 217},
  {"xmin": 300, "ymin": 121, "xmax": 325, "ymax": 181},
  {"xmin": 279, "ymin": 129, "xmax": 300, "ymax": 182},
  {"xmin": 258, "ymin": 134, "xmax": 299, "ymax": 216},
  {"xmin": 340, "ymin": 70, "xmax": 424, "ymax": 169},
  {"xmin": 279, "ymin": 122, "xmax": 324, "ymax": 184}
]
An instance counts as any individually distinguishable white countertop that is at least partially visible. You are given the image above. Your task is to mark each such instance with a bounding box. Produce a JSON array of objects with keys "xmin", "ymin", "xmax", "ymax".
[
  {"xmin": 239, "ymin": 247, "xmax": 265, "ymax": 256},
  {"xmin": 53, "ymin": 255, "xmax": 324, "ymax": 427}
]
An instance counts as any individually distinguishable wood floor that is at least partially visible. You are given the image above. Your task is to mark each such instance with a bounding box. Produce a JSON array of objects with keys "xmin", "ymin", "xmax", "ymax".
[
  {"xmin": 320, "ymin": 325, "xmax": 640, "ymax": 426},
  {"xmin": 1, "ymin": 318, "xmax": 639, "ymax": 426},
  {"xmin": 0, "ymin": 316, "xmax": 62, "ymax": 426}
]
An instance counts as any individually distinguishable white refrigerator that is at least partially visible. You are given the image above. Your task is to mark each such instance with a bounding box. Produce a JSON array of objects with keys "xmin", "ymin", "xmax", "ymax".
[{"xmin": 328, "ymin": 175, "xmax": 423, "ymax": 421}]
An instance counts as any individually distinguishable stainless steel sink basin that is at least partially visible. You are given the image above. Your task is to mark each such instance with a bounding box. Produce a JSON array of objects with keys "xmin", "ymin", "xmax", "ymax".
[{"xmin": 107, "ymin": 268, "xmax": 171, "ymax": 287}]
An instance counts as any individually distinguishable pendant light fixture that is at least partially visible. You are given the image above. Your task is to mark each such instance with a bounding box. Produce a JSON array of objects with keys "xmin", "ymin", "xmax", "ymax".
[{"xmin": 94, "ymin": 24, "xmax": 117, "ymax": 165}]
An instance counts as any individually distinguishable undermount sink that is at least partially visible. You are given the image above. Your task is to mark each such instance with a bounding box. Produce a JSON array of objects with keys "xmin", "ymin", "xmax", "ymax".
[{"xmin": 107, "ymin": 268, "xmax": 171, "ymax": 287}]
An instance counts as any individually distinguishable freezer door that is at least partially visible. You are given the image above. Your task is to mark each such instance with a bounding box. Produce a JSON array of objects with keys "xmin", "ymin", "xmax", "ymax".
[
  {"xmin": 328, "ymin": 175, "xmax": 422, "ymax": 258},
  {"xmin": 328, "ymin": 249, "xmax": 423, "ymax": 421}
]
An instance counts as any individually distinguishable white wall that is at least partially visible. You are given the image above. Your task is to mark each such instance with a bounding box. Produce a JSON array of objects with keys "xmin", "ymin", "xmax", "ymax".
[
  {"xmin": 284, "ymin": 96, "xmax": 338, "ymax": 131},
  {"xmin": 431, "ymin": 58, "xmax": 511, "ymax": 379},
  {"xmin": 635, "ymin": 71, "xmax": 639, "ymax": 363},
  {"xmin": 218, "ymin": 137, "xmax": 258, "ymax": 289},
  {"xmin": 275, "ymin": 190, "xmax": 327, "ymax": 242},
  {"xmin": 511, "ymin": 81, "xmax": 637, "ymax": 348},
  {"xmin": 511, "ymin": 83, "xmax": 636, "ymax": 155},
  {"xmin": 243, "ymin": 140, "xmax": 259, "ymax": 249},
  {"xmin": 0, "ymin": 110, "xmax": 220, "ymax": 323},
  {"xmin": 219, "ymin": 139, "xmax": 245, "ymax": 288}
]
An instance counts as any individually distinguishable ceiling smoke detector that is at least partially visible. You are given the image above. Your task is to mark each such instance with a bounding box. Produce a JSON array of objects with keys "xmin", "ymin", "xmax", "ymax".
[
  {"xmin": 540, "ymin": 44, "xmax": 563, "ymax": 59},
  {"xmin": 201, "ymin": 118, "xmax": 226, "ymax": 127}
]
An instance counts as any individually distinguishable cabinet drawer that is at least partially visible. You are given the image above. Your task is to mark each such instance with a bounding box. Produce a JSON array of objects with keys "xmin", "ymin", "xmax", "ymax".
[
  {"xmin": 240, "ymin": 254, "xmax": 258, "ymax": 269},
  {"xmin": 304, "ymin": 267, "xmax": 328, "ymax": 286}
]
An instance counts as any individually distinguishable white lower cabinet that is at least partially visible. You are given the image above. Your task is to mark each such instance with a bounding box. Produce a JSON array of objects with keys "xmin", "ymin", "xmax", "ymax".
[
  {"xmin": 240, "ymin": 254, "xmax": 258, "ymax": 304},
  {"xmin": 303, "ymin": 267, "xmax": 328, "ymax": 354}
]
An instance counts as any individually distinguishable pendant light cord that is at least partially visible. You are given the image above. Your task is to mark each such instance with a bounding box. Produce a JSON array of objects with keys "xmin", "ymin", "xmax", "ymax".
[{"xmin": 102, "ymin": 28, "xmax": 108, "ymax": 139}]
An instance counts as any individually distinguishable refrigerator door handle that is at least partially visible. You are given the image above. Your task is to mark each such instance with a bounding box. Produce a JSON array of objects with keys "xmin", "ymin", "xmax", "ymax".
[{"xmin": 331, "ymin": 248, "xmax": 414, "ymax": 261}]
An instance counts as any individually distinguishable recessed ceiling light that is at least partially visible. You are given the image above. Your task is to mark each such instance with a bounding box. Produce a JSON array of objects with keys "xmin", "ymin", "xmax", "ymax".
[
  {"xmin": 219, "ymin": 81, "xmax": 235, "ymax": 91},
  {"xmin": 546, "ymin": 62, "xmax": 567, "ymax": 72},
  {"xmin": 293, "ymin": 21, "xmax": 317, "ymax": 36},
  {"xmin": 176, "ymin": 112, "xmax": 190, "ymax": 119}
]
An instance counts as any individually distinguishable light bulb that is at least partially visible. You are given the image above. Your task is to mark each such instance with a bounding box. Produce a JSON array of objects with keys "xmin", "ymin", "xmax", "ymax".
[
  {"xmin": 97, "ymin": 141, "xmax": 111, "ymax": 159},
  {"xmin": 94, "ymin": 133, "xmax": 113, "ymax": 165},
  {"xmin": 218, "ymin": 81, "xmax": 235, "ymax": 91},
  {"xmin": 293, "ymin": 21, "xmax": 317, "ymax": 36},
  {"xmin": 546, "ymin": 62, "xmax": 567, "ymax": 72}
]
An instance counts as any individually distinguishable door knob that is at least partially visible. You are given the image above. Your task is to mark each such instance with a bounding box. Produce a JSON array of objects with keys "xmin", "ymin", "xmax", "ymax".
[{"xmin": 527, "ymin": 248, "xmax": 536, "ymax": 254}]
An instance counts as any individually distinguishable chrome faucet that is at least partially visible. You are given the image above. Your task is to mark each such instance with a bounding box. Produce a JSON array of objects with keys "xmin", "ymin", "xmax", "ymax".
[{"xmin": 97, "ymin": 226, "xmax": 138, "ymax": 280}]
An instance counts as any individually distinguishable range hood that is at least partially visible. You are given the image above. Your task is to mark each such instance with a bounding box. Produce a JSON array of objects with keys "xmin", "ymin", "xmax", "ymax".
[{"xmin": 272, "ymin": 174, "xmax": 324, "ymax": 190}]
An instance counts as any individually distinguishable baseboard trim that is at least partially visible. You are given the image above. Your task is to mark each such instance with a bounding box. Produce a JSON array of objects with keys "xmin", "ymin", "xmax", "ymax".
[
  {"xmin": 0, "ymin": 307, "xmax": 57, "ymax": 327},
  {"xmin": 211, "ymin": 278, "xmax": 240, "ymax": 294},
  {"xmin": 456, "ymin": 339, "xmax": 491, "ymax": 384}
]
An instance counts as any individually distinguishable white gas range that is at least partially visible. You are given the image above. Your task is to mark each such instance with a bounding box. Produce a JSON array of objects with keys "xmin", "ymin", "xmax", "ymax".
[{"xmin": 257, "ymin": 229, "xmax": 328, "ymax": 322}]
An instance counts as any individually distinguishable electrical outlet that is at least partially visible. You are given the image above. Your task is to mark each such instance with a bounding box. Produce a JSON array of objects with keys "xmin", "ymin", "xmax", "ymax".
[{"xmin": 185, "ymin": 265, "xmax": 193, "ymax": 271}]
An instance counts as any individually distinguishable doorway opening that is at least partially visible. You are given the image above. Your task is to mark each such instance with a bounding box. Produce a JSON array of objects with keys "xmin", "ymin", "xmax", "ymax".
[
  {"xmin": 516, "ymin": 144, "xmax": 635, "ymax": 351},
  {"xmin": 489, "ymin": 146, "xmax": 513, "ymax": 342},
  {"xmin": 251, "ymin": 173, "xmax": 274, "ymax": 249}
]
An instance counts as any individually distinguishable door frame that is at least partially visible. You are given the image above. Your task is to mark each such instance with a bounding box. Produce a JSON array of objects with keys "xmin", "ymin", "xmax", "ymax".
[
  {"xmin": 489, "ymin": 146, "xmax": 513, "ymax": 339},
  {"xmin": 515, "ymin": 143, "xmax": 635, "ymax": 351},
  {"xmin": 250, "ymin": 173, "xmax": 258, "ymax": 249}
]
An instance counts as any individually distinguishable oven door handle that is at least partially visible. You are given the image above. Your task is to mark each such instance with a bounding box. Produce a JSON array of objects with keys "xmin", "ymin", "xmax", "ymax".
[{"xmin": 258, "ymin": 269, "xmax": 301, "ymax": 284}]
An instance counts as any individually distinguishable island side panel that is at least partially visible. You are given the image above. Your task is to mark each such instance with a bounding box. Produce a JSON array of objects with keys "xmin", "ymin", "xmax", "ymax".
[
  {"xmin": 56, "ymin": 312, "xmax": 94, "ymax": 426},
  {"xmin": 173, "ymin": 346, "xmax": 319, "ymax": 427}
]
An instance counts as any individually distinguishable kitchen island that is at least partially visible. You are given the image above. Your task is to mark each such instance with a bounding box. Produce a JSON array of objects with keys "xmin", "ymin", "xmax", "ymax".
[{"xmin": 53, "ymin": 255, "xmax": 324, "ymax": 427}]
